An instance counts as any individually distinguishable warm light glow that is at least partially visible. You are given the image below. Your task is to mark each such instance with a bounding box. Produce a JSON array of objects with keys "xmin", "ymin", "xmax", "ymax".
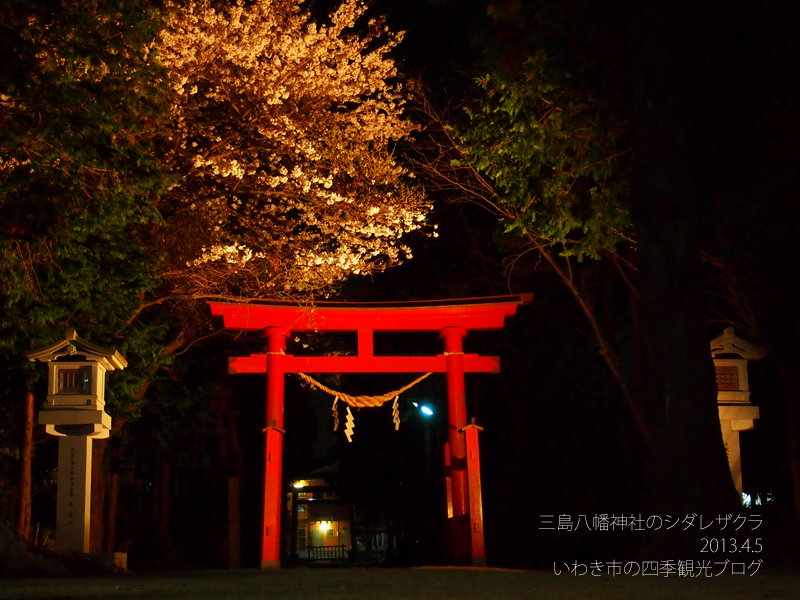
[
  {"xmin": 293, "ymin": 480, "xmax": 306, "ymax": 489},
  {"xmin": 319, "ymin": 521, "xmax": 330, "ymax": 531}
]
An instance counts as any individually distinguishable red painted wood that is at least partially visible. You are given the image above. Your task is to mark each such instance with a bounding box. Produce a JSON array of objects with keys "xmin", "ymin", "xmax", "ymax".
[
  {"xmin": 265, "ymin": 328, "xmax": 288, "ymax": 429},
  {"xmin": 357, "ymin": 329, "xmax": 373, "ymax": 357},
  {"xmin": 444, "ymin": 443, "xmax": 453, "ymax": 519},
  {"xmin": 463, "ymin": 424, "xmax": 486, "ymax": 566},
  {"xmin": 210, "ymin": 296, "xmax": 532, "ymax": 569},
  {"xmin": 209, "ymin": 298, "xmax": 525, "ymax": 332},
  {"xmin": 443, "ymin": 442, "xmax": 455, "ymax": 562},
  {"xmin": 262, "ymin": 428, "xmax": 283, "ymax": 568},
  {"xmin": 261, "ymin": 328, "xmax": 288, "ymax": 568},
  {"xmin": 229, "ymin": 353, "xmax": 500, "ymax": 374},
  {"xmin": 440, "ymin": 326, "xmax": 470, "ymax": 563}
]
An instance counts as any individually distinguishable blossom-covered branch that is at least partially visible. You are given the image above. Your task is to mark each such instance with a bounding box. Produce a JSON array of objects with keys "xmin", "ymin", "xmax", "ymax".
[{"xmin": 156, "ymin": 0, "xmax": 430, "ymax": 298}]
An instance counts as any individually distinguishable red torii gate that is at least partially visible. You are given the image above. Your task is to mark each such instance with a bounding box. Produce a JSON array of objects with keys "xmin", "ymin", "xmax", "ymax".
[{"xmin": 209, "ymin": 294, "xmax": 530, "ymax": 568}]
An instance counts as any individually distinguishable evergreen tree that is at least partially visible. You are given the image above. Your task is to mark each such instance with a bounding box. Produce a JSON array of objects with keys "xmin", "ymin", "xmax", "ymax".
[
  {"xmin": 0, "ymin": 0, "xmax": 173, "ymax": 542},
  {"xmin": 420, "ymin": 0, "xmax": 754, "ymax": 557}
]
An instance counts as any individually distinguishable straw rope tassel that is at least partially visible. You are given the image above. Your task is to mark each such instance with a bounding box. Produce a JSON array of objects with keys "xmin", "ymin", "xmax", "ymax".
[
  {"xmin": 332, "ymin": 399, "xmax": 339, "ymax": 432},
  {"xmin": 392, "ymin": 396, "xmax": 400, "ymax": 431},
  {"xmin": 344, "ymin": 406, "xmax": 355, "ymax": 443}
]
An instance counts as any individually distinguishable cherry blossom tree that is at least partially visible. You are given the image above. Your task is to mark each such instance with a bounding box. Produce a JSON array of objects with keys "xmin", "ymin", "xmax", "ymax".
[{"xmin": 154, "ymin": 0, "xmax": 430, "ymax": 301}]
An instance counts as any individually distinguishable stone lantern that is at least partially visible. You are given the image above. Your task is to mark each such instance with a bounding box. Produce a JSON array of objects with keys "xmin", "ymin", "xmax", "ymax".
[
  {"xmin": 27, "ymin": 329, "xmax": 127, "ymax": 553},
  {"xmin": 710, "ymin": 327, "xmax": 765, "ymax": 496}
]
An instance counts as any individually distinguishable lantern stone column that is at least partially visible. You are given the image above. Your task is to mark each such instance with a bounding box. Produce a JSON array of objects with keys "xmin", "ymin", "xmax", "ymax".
[
  {"xmin": 55, "ymin": 436, "xmax": 92, "ymax": 552},
  {"xmin": 261, "ymin": 326, "xmax": 288, "ymax": 568}
]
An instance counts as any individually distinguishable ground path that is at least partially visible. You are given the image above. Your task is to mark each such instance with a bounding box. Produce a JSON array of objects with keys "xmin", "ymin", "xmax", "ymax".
[{"xmin": 1, "ymin": 566, "xmax": 798, "ymax": 599}]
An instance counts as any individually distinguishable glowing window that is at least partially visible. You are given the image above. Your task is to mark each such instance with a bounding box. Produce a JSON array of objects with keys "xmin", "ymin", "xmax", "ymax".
[
  {"xmin": 58, "ymin": 367, "xmax": 91, "ymax": 394},
  {"xmin": 715, "ymin": 366, "xmax": 739, "ymax": 390}
]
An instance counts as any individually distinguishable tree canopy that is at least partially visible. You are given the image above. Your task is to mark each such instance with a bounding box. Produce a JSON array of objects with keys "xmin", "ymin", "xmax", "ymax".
[
  {"xmin": 450, "ymin": 50, "xmax": 631, "ymax": 261},
  {"xmin": 154, "ymin": 0, "xmax": 430, "ymax": 301},
  {"xmin": 1, "ymin": 0, "xmax": 430, "ymax": 397},
  {"xmin": 0, "ymin": 0, "xmax": 173, "ymax": 417}
]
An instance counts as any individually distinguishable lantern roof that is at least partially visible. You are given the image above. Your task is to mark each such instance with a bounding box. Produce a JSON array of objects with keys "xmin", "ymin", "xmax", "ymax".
[
  {"xmin": 26, "ymin": 328, "xmax": 127, "ymax": 370},
  {"xmin": 710, "ymin": 327, "xmax": 766, "ymax": 360}
]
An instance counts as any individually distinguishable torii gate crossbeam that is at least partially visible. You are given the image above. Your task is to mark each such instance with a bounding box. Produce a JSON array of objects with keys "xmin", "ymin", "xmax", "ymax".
[{"xmin": 209, "ymin": 294, "xmax": 530, "ymax": 568}]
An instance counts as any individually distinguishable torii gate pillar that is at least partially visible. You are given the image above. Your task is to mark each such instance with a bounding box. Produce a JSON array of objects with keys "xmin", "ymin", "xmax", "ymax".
[
  {"xmin": 262, "ymin": 326, "xmax": 288, "ymax": 569},
  {"xmin": 440, "ymin": 326, "xmax": 470, "ymax": 562}
]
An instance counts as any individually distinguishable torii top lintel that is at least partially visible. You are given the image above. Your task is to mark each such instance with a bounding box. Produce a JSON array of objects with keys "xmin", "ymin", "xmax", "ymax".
[
  {"xmin": 209, "ymin": 294, "xmax": 531, "ymax": 374},
  {"xmin": 208, "ymin": 294, "xmax": 532, "ymax": 333}
]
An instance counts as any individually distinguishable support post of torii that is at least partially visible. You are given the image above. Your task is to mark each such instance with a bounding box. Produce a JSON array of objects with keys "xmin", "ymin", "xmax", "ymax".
[
  {"xmin": 440, "ymin": 326, "xmax": 469, "ymax": 563},
  {"xmin": 262, "ymin": 327, "xmax": 288, "ymax": 568},
  {"xmin": 209, "ymin": 294, "xmax": 530, "ymax": 568}
]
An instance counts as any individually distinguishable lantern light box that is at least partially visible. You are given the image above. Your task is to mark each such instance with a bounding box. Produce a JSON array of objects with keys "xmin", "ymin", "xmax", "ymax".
[{"xmin": 28, "ymin": 328, "xmax": 126, "ymax": 438}]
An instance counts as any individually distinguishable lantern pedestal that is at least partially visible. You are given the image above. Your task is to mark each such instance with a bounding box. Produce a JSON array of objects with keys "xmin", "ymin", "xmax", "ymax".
[
  {"xmin": 55, "ymin": 436, "xmax": 92, "ymax": 553},
  {"xmin": 718, "ymin": 404, "xmax": 760, "ymax": 495}
]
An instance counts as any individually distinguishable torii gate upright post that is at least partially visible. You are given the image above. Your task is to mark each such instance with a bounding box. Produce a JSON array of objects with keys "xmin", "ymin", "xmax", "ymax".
[
  {"xmin": 262, "ymin": 326, "xmax": 288, "ymax": 569},
  {"xmin": 440, "ymin": 326, "xmax": 470, "ymax": 563}
]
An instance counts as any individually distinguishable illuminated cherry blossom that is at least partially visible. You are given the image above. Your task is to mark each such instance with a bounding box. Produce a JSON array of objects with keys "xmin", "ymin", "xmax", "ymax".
[{"xmin": 156, "ymin": 0, "xmax": 430, "ymax": 298}]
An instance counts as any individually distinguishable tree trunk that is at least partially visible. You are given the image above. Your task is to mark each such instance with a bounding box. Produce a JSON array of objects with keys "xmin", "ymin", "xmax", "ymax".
[
  {"xmin": 786, "ymin": 392, "xmax": 800, "ymax": 522},
  {"xmin": 104, "ymin": 471, "xmax": 119, "ymax": 553},
  {"xmin": 761, "ymin": 350, "xmax": 800, "ymax": 524},
  {"xmin": 348, "ymin": 502, "xmax": 358, "ymax": 562},
  {"xmin": 212, "ymin": 383, "xmax": 244, "ymax": 568},
  {"xmin": 156, "ymin": 450, "xmax": 171, "ymax": 548},
  {"xmin": 633, "ymin": 206, "xmax": 741, "ymax": 557},
  {"xmin": 101, "ymin": 419, "xmax": 127, "ymax": 553},
  {"xmin": 630, "ymin": 0, "xmax": 740, "ymax": 559},
  {"xmin": 228, "ymin": 477, "xmax": 242, "ymax": 568},
  {"xmin": 90, "ymin": 438, "xmax": 107, "ymax": 552},
  {"xmin": 14, "ymin": 388, "xmax": 34, "ymax": 546}
]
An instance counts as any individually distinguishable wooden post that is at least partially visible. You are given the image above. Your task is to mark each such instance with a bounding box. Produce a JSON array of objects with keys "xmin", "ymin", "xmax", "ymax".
[
  {"xmin": 462, "ymin": 419, "xmax": 486, "ymax": 567},
  {"xmin": 228, "ymin": 476, "xmax": 242, "ymax": 568},
  {"xmin": 440, "ymin": 326, "xmax": 469, "ymax": 563},
  {"xmin": 105, "ymin": 471, "xmax": 119, "ymax": 553},
  {"xmin": 443, "ymin": 442, "xmax": 454, "ymax": 561},
  {"xmin": 262, "ymin": 327, "xmax": 288, "ymax": 569},
  {"xmin": 289, "ymin": 490, "xmax": 299, "ymax": 564},
  {"xmin": 15, "ymin": 388, "xmax": 34, "ymax": 546},
  {"xmin": 90, "ymin": 439, "xmax": 107, "ymax": 552},
  {"xmin": 443, "ymin": 443, "xmax": 453, "ymax": 519}
]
